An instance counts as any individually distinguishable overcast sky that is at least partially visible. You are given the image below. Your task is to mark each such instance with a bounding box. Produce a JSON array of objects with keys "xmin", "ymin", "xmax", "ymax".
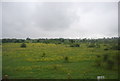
[{"xmin": 2, "ymin": 2, "xmax": 118, "ymax": 39}]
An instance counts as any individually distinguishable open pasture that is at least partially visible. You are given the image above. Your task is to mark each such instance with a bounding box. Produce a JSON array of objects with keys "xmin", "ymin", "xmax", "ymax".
[{"xmin": 2, "ymin": 43, "xmax": 118, "ymax": 79}]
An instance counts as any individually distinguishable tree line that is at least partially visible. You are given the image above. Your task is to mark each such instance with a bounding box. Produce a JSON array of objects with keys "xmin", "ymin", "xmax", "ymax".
[{"xmin": 2, "ymin": 37, "xmax": 119, "ymax": 44}]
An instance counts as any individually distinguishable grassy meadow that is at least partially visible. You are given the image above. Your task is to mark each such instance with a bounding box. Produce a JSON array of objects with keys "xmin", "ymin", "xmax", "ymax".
[
  {"xmin": 2, "ymin": 42, "xmax": 119, "ymax": 79},
  {"xmin": 0, "ymin": 43, "xmax": 2, "ymax": 79}
]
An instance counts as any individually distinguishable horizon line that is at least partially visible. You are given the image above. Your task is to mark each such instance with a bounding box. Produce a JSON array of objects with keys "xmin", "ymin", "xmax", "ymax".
[{"xmin": 1, "ymin": 36, "xmax": 119, "ymax": 39}]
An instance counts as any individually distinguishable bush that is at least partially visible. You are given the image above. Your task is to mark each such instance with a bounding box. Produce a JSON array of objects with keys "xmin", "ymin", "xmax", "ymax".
[
  {"xmin": 87, "ymin": 43, "xmax": 96, "ymax": 48},
  {"xmin": 64, "ymin": 56, "xmax": 69, "ymax": 63},
  {"xmin": 53, "ymin": 65, "xmax": 57, "ymax": 70},
  {"xmin": 107, "ymin": 60, "xmax": 114, "ymax": 69},
  {"xmin": 70, "ymin": 43, "xmax": 80, "ymax": 47},
  {"xmin": 103, "ymin": 54, "xmax": 109, "ymax": 62},
  {"xmin": 95, "ymin": 43, "xmax": 100, "ymax": 48},
  {"xmin": 42, "ymin": 52, "xmax": 46, "ymax": 57},
  {"xmin": 113, "ymin": 54, "xmax": 120, "ymax": 65},
  {"xmin": 67, "ymin": 73, "xmax": 72, "ymax": 79},
  {"xmin": 20, "ymin": 43, "xmax": 26, "ymax": 48},
  {"xmin": 95, "ymin": 55, "xmax": 102, "ymax": 67},
  {"xmin": 96, "ymin": 55, "xmax": 101, "ymax": 58},
  {"xmin": 110, "ymin": 45, "xmax": 120, "ymax": 50},
  {"xmin": 104, "ymin": 48, "xmax": 109, "ymax": 51},
  {"xmin": 95, "ymin": 54, "xmax": 118, "ymax": 70}
]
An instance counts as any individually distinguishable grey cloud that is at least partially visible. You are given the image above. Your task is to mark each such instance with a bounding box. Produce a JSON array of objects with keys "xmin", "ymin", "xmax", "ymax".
[
  {"xmin": 2, "ymin": 2, "xmax": 118, "ymax": 39},
  {"xmin": 3, "ymin": 2, "xmax": 79, "ymax": 32},
  {"xmin": 0, "ymin": 2, "xmax": 1, "ymax": 39},
  {"xmin": 32, "ymin": 3, "xmax": 79, "ymax": 31}
]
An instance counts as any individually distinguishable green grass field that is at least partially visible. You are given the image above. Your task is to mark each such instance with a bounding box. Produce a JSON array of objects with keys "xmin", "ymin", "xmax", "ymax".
[
  {"xmin": 0, "ymin": 44, "xmax": 2, "ymax": 79},
  {"xmin": 2, "ymin": 43, "xmax": 118, "ymax": 79}
]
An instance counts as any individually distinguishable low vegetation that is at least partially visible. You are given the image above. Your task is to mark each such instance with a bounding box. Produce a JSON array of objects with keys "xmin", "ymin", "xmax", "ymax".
[
  {"xmin": 70, "ymin": 43, "xmax": 80, "ymax": 47},
  {"xmin": 2, "ymin": 37, "xmax": 119, "ymax": 79},
  {"xmin": 20, "ymin": 43, "xmax": 26, "ymax": 48},
  {"xmin": 95, "ymin": 53, "xmax": 119, "ymax": 70}
]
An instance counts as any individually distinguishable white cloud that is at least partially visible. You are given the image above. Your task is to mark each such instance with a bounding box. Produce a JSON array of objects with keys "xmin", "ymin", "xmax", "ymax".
[{"xmin": 2, "ymin": 2, "xmax": 118, "ymax": 39}]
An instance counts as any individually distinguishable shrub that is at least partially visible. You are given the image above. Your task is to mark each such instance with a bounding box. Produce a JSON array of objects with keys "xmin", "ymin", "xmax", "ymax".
[
  {"xmin": 42, "ymin": 52, "xmax": 46, "ymax": 57},
  {"xmin": 95, "ymin": 44, "xmax": 100, "ymax": 48},
  {"xmin": 113, "ymin": 54, "xmax": 120, "ymax": 65},
  {"xmin": 64, "ymin": 56, "xmax": 69, "ymax": 63},
  {"xmin": 53, "ymin": 65, "xmax": 57, "ymax": 70},
  {"xmin": 67, "ymin": 73, "xmax": 72, "ymax": 79},
  {"xmin": 104, "ymin": 48, "xmax": 109, "ymax": 51},
  {"xmin": 110, "ymin": 45, "xmax": 120, "ymax": 50},
  {"xmin": 104, "ymin": 44, "xmax": 107, "ymax": 46},
  {"xmin": 107, "ymin": 60, "xmax": 114, "ymax": 69},
  {"xmin": 96, "ymin": 55, "xmax": 101, "ymax": 58},
  {"xmin": 53, "ymin": 64, "xmax": 62, "ymax": 70},
  {"xmin": 58, "ymin": 42, "xmax": 61, "ymax": 44},
  {"xmin": 70, "ymin": 43, "xmax": 80, "ymax": 47},
  {"xmin": 103, "ymin": 54, "xmax": 109, "ymax": 62},
  {"xmin": 87, "ymin": 43, "xmax": 96, "ymax": 48},
  {"xmin": 20, "ymin": 43, "xmax": 26, "ymax": 48},
  {"xmin": 95, "ymin": 55, "xmax": 102, "ymax": 67},
  {"xmin": 95, "ymin": 54, "xmax": 118, "ymax": 70}
]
